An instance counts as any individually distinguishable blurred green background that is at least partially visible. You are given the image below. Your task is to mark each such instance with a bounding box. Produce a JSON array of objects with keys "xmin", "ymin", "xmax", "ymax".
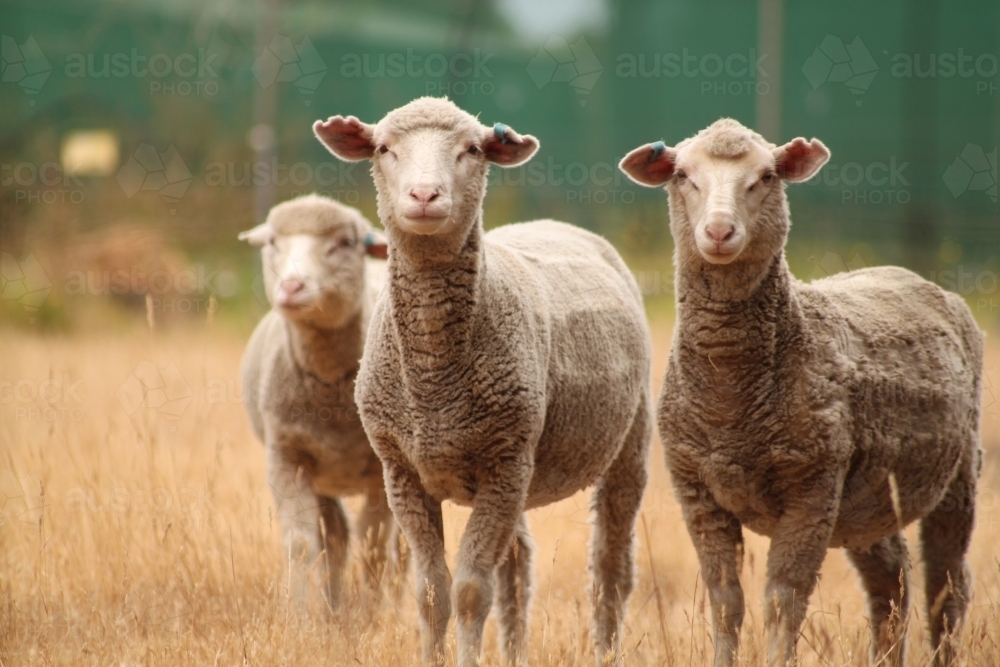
[{"xmin": 2, "ymin": 0, "xmax": 998, "ymax": 330}]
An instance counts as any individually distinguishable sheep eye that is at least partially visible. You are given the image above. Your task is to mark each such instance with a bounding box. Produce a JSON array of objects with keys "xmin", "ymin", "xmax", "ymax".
[
  {"xmin": 467, "ymin": 145, "xmax": 481, "ymax": 156},
  {"xmin": 761, "ymin": 171, "xmax": 776, "ymax": 184},
  {"xmin": 376, "ymin": 145, "xmax": 389, "ymax": 155},
  {"xmin": 339, "ymin": 237, "xmax": 355, "ymax": 248},
  {"xmin": 675, "ymin": 170, "xmax": 687, "ymax": 181}
]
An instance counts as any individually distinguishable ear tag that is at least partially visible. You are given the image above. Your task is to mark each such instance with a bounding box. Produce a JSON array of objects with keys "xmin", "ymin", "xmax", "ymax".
[
  {"xmin": 363, "ymin": 231, "xmax": 375, "ymax": 247},
  {"xmin": 494, "ymin": 122, "xmax": 509, "ymax": 144},
  {"xmin": 650, "ymin": 141, "xmax": 666, "ymax": 160}
]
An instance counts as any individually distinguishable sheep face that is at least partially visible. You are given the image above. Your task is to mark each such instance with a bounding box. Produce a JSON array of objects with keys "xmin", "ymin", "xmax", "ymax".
[
  {"xmin": 240, "ymin": 195, "xmax": 386, "ymax": 328},
  {"xmin": 314, "ymin": 97, "xmax": 538, "ymax": 241},
  {"xmin": 620, "ymin": 119, "xmax": 829, "ymax": 266}
]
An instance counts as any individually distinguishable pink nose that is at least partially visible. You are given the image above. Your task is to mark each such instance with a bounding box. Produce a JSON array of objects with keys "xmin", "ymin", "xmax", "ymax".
[
  {"xmin": 705, "ymin": 222, "xmax": 736, "ymax": 244},
  {"xmin": 280, "ymin": 279, "xmax": 304, "ymax": 295},
  {"xmin": 409, "ymin": 187, "xmax": 440, "ymax": 204}
]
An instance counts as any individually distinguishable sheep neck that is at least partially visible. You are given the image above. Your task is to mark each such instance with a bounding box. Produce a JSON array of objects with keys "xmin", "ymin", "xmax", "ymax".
[
  {"xmin": 675, "ymin": 251, "xmax": 804, "ymax": 383},
  {"xmin": 284, "ymin": 311, "xmax": 364, "ymax": 385},
  {"xmin": 387, "ymin": 220, "xmax": 482, "ymax": 403}
]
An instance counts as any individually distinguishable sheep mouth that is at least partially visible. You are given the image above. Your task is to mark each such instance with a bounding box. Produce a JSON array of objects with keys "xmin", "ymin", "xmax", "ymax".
[
  {"xmin": 699, "ymin": 247, "xmax": 742, "ymax": 264},
  {"xmin": 275, "ymin": 297, "xmax": 313, "ymax": 311},
  {"xmin": 398, "ymin": 214, "xmax": 450, "ymax": 235}
]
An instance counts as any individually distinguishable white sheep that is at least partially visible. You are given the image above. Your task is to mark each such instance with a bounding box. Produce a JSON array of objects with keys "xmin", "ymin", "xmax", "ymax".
[
  {"xmin": 239, "ymin": 193, "xmax": 400, "ymax": 608},
  {"xmin": 314, "ymin": 97, "xmax": 653, "ymax": 667},
  {"xmin": 620, "ymin": 119, "xmax": 983, "ymax": 667}
]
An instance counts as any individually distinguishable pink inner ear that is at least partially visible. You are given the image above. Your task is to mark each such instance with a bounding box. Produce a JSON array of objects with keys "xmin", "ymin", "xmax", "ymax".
[
  {"xmin": 484, "ymin": 129, "xmax": 539, "ymax": 167},
  {"xmin": 776, "ymin": 138, "xmax": 829, "ymax": 181},
  {"xmin": 620, "ymin": 144, "xmax": 675, "ymax": 186},
  {"xmin": 313, "ymin": 116, "xmax": 374, "ymax": 160}
]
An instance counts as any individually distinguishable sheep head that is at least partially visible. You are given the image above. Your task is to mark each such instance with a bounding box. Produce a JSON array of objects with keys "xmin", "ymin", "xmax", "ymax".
[
  {"xmin": 239, "ymin": 194, "xmax": 387, "ymax": 328},
  {"xmin": 620, "ymin": 118, "xmax": 829, "ymax": 266},
  {"xmin": 314, "ymin": 97, "xmax": 538, "ymax": 242}
]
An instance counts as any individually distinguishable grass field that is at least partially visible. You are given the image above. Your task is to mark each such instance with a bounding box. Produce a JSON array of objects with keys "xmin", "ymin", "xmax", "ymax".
[{"xmin": 1, "ymin": 318, "xmax": 998, "ymax": 666}]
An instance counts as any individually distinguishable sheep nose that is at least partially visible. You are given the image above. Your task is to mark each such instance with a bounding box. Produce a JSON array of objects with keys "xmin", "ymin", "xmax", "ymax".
[
  {"xmin": 280, "ymin": 279, "xmax": 304, "ymax": 295},
  {"xmin": 705, "ymin": 221, "xmax": 736, "ymax": 244},
  {"xmin": 409, "ymin": 187, "xmax": 440, "ymax": 204}
]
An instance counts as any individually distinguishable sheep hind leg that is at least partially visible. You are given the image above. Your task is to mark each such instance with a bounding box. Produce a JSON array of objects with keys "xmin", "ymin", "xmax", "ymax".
[
  {"xmin": 319, "ymin": 496, "xmax": 350, "ymax": 609},
  {"xmin": 494, "ymin": 513, "xmax": 534, "ymax": 666},
  {"xmin": 921, "ymin": 460, "xmax": 976, "ymax": 667},
  {"xmin": 591, "ymin": 402, "xmax": 651, "ymax": 667},
  {"xmin": 846, "ymin": 533, "xmax": 910, "ymax": 667}
]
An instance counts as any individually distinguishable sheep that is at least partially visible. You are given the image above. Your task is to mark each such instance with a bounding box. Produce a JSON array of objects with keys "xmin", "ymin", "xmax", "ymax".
[
  {"xmin": 314, "ymin": 97, "xmax": 653, "ymax": 667},
  {"xmin": 239, "ymin": 193, "xmax": 401, "ymax": 609},
  {"xmin": 620, "ymin": 118, "xmax": 983, "ymax": 667}
]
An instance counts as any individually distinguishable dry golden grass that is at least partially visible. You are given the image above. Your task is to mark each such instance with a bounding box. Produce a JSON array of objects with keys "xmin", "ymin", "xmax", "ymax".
[{"xmin": 1, "ymin": 319, "xmax": 998, "ymax": 666}]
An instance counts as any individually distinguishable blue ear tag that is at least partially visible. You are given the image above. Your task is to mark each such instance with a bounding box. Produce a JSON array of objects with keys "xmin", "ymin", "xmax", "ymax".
[
  {"xmin": 650, "ymin": 141, "xmax": 666, "ymax": 160},
  {"xmin": 363, "ymin": 231, "xmax": 375, "ymax": 247},
  {"xmin": 493, "ymin": 122, "xmax": 509, "ymax": 144}
]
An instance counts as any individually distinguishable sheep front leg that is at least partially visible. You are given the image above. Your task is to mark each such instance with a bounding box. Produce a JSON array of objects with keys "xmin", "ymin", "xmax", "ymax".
[
  {"xmin": 676, "ymin": 480, "xmax": 745, "ymax": 667},
  {"xmin": 383, "ymin": 461, "xmax": 451, "ymax": 666},
  {"xmin": 266, "ymin": 450, "xmax": 327, "ymax": 606},
  {"xmin": 763, "ymin": 474, "xmax": 841, "ymax": 667},
  {"xmin": 454, "ymin": 461, "xmax": 531, "ymax": 667}
]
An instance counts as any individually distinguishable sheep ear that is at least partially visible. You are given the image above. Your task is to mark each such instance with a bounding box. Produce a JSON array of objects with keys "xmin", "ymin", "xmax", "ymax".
[
  {"xmin": 238, "ymin": 223, "xmax": 272, "ymax": 247},
  {"xmin": 314, "ymin": 115, "xmax": 376, "ymax": 161},
  {"xmin": 483, "ymin": 123, "xmax": 539, "ymax": 167},
  {"xmin": 773, "ymin": 137, "xmax": 830, "ymax": 183},
  {"xmin": 619, "ymin": 141, "xmax": 677, "ymax": 187},
  {"xmin": 363, "ymin": 230, "xmax": 389, "ymax": 260}
]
